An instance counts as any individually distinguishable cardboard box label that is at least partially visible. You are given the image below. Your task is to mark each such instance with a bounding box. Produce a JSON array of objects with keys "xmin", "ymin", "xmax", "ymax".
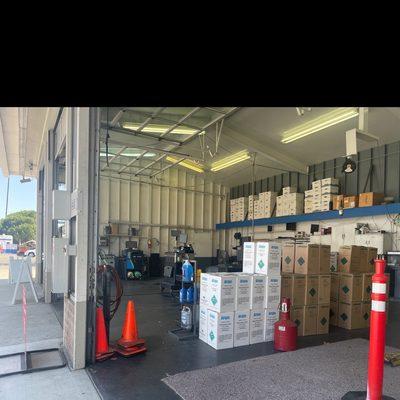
[
  {"xmin": 234, "ymin": 311, "xmax": 250, "ymax": 347},
  {"xmin": 250, "ymin": 310, "xmax": 265, "ymax": 344},
  {"xmin": 250, "ymin": 274, "xmax": 266, "ymax": 310}
]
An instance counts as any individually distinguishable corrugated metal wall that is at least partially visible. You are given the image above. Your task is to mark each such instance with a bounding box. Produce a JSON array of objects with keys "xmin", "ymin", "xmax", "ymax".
[
  {"xmin": 99, "ymin": 168, "xmax": 229, "ymax": 257},
  {"xmin": 230, "ymin": 140, "xmax": 400, "ymax": 202}
]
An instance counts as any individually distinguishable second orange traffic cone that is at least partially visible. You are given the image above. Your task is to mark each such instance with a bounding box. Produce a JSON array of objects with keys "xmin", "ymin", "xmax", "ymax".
[
  {"xmin": 95, "ymin": 307, "xmax": 115, "ymax": 361},
  {"xmin": 114, "ymin": 300, "xmax": 147, "ymax": 357}
]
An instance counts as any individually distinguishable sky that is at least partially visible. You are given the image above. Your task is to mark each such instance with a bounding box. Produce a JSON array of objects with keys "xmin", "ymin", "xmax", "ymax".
[{"xmin": 0, "ymin": 172, "xmax": 37, "ymax": 219}]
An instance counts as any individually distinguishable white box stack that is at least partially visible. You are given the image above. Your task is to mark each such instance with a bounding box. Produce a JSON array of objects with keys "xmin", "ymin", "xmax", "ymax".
[
  {"xmin": 199, "ymin": 241, "xmax": 282, "ymax": 350},
  {"xmin": 254, "ymin": 191, "xmax": 277, "ymax": 219},
  {"xmin": 304, "ymin": 189, "xmax": 314, "ymax": 214},
  {"xmin": 230, "ymin": 197, "xmax": 248, "ymax": 222},
  {"xmin": 276, "ymin": 188, "xmax": 304, "ymax": 216},
  {"xmin": 307, "ymin": 178, "xmax": 340, "ymax": 213},
  {"xmin": 248, "ymin": 195, "xmax": 259, "ymax": 220}
]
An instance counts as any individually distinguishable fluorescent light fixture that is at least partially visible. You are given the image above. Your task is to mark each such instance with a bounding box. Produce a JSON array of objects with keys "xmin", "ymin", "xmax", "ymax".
[
  {"xmin": 211, "ymin": 150, "xmax": 250, "ymax": 172},
  {"xmin": 166, "ymin": 156, "xmax": 204, "ymax": 173},
  {"xmin": 281, "ymin": 107, "xmax": 359, "ymax": 144},
  {"xmin": 100, "ymin": 151, "xmax": 156, "ymax": 158},
  {"xmin": 122, "ymin": 122, "xmax": 204, "ymax": 136}
]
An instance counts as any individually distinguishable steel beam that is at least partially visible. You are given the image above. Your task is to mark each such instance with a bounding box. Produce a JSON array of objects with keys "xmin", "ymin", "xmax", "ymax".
[
  {"xmin": 150, "ymin": 157, "xmax": 186, "ymax": 178},
  {"xmin": 100, "ymin": 146, "xmax": 128, "ymax": 171},
  {"xmin": 118, "ymin": 150, "xmax": 148, "ymax": 174},
  {"xmin": 159, "ymin": 107, "xmax": 201, "ymax": 138},
  {"xmin": 134, "ymin": 154, "xmax": 167, "ymax": 176}
]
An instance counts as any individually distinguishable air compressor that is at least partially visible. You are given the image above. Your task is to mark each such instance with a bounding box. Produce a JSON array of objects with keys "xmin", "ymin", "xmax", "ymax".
[{"xmin": 274, "ymin": 297, "xmax": 297, "ymax": 352}]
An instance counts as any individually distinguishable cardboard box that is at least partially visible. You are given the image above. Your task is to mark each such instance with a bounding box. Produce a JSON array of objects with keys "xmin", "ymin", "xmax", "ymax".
[
  {"xmin": 281, "ymin": 274, "xmax": 293, "ymax": 300},
  {"xmin": 359, "ymin": 192, "xmax": 385, "ymax": 207},
  {"xmin": 321, "ymin": 178, "xmax": 339, "ymax": 186},
  {"xmin": 207, "ymin": 310, "xmax": 234, "ymax": 349},
  {"xmin": 303, "ymin": 306, "xmax": 317, "ymax": 336},
  {"xmin": 318, "ymin": 275, "xmax": 331, "ymax": 304},
  {"xmin": 250, "ymin": 274, "xmax": 266, "ymax": 310},
  {"xmin": 362, "ymin": 273, "xmax": 373, "ymax": 301},
  {"xmin": 343, "ymin": 195, "xmax": 358, "ymax": 209},
  {"xmin": 199, "ymin": 305, "xmax": 208, "ymax": 343},
  {"xmin": 338, "ymin": 246, "xmax": 362, "ymax": 273},
  {"xmin": 319, "ymin": 245, "xmax": 331, "ymax": 274},
  {"xmin": 264, "ymin": 308, "xmax": 279, "ymax": 342},
  {"xmin": 330, "ymin": 252, "xmax": 338, "ymax": 272},
  {"xmin": 333, "ymin": 194, "xmax": 344, "ymax": 210},
  {"xmin": 282, "ymin": 243, "xmax": 295, "ymax": 274},
  {"xmin": 233, "ymin": 310, "xmax": 250, "ymax": 347},
  {"xmin": 305, "ymin": 275, "xmax": 319, "ymax": 305},
  {"xmin": 242, "ymin": 242, "xmax": 256, "ymax": 274},
  {"xmin": 361, "ymin": 302, "xmax": 371, "ymax": 328},
  {"xmin": 312, "ymin": 180, "xmax": 321, "ymax": 189},
  {"xmin": 321, "ymin": 185, "xmax": 339, "ymax": 195},
  {"xmin": 236, "ymin": 274, "xmax": 251, "ymax": 311},
  {"xmin": 339, "ymin": 273, "xmax": 363, "ymax": 303},
  {"xmin": 265, "ymin": 276, "xmax": 282, "ymax": 309},
  {"xmin": 291, "ymin": 306, "xmax": 304, "ymax": 336},
  {"xmin": 249, "ymin": 309, "xmax": 265, "ymax": 344},
  {"xmin": 317, "ymin": 304, "xmax": 330, "ymax": 334},
  {"xmin": 366, "ymin": 247, "xmax": 378, "ymax": 273},
  {"xmin": 255, "ymin": 242, "xmax": 281, "ymax": 276},
  {"xmin": 207, "ymin": 274, "xmax": 237, "ymax": 313},
  {"xmin": 200, "ymin": 273, "xmax": 210, "ymax": 306},
  {"xmin": 338, "ymin": 302, "xmax": 362, "ymax": 330},
  {"xmin": 359, "ymin": 246, "xmax": 369, "ymax": 272},
  {"xmin": 294, "ymin": 244, "xmax": 319, "ymax": 274},
  {"xmin": 331, "ymin": 272, "xmax": 340, "ymax": 300},
  {"xmin": 330, "ymin": 299, "xmax": 338, "ymax": 326}
]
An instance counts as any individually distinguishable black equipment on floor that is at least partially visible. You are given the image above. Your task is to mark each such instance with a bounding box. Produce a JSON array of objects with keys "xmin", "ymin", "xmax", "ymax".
[
  {"xmin": 386, "ymin": 251, "xmax": 400, "ymax": 299},
  {"xmin": 122, "ymin": 248, "xmax": 149, "ymax": 280},
  {"xmin": 230, "ymin": 232, "xmax": 251, "ymax": 269},
  {"xmin": 149, "ymin": 253, "xmax": 161, "ymax": 277}
]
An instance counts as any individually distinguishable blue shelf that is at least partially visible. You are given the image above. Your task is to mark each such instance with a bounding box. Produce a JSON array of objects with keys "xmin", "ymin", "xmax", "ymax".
[{"xmin": 216, "ymin": 203, "xmax": 400, "ymax": 230}]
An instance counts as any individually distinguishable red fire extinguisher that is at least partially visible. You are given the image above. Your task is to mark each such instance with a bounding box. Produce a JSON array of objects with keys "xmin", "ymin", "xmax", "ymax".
[{"xmin": 274, "ymin": 297, "xmax": 297, "ymax": 352}]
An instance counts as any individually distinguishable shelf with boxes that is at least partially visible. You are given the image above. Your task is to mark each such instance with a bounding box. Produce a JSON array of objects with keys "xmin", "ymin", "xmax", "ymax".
[
  {"xmin": 199, "ymin": 241, "xmax": 282, "ymax": 349},
  {"xmin": 281, "ymin": 243, "xmax": 332, "ymax": 336},
  {"xmin": 330, "ymin": 245, "xmax": 390, "ymax": 330},
  {"xmin": 217, "ymin": 202, "xmax": 400, "ymax": 230}
]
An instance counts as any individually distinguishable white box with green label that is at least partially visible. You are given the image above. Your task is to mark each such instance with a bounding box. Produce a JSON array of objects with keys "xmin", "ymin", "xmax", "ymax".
[
  {"xmin": 199, "ymin": 305, "xmax": 208, "ymax": 343},
  {"xmin": 233, "ymin": 310, "xmax": 250, "ymax": 347},
  {"xmin": 207, "ymin": 310, "xmax": 234, "ymax": 349},
  {"xmin": 265, "ymin": 276, "xmax": 282, "ymax": 309},
  {"xmin": 242, "ymin": 242, "xmax": 256, "ymax": 273},
  {"xmin": 255, "ymin": 242, "xmax": 282, "ymax": 276},
  {"xmin": 264, "ymin": 308, "xmax": 279, "ymax": 342},
  {"xmin": 250, "ymin": 309, "xmax": 265, "ymax": 344},
  {"xmin": 236, "ymin": 274, "xmax": 251, "ymax": 311},
  {"xmin": 200, "ymin": 273, "xmax": 210, "ymax": 307},
  {"xmin": 250, "ymin": 274, "xmax": 266, "ymax": 310},
  {"xmin": 207, "ymin": 274, "xmax": 237, "ymax": 313}
]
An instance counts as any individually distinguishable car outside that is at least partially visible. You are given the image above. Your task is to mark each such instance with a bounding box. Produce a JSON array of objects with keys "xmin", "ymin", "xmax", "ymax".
[{"xmin": 24, "ymin": 249, "xmax": 36, "ymax": 257}]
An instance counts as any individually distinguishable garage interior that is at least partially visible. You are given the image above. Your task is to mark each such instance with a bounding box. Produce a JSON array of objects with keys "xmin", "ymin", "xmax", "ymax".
[{"xmin": 88, "ymin": 107, "xmax": 400, "ymax": 399}]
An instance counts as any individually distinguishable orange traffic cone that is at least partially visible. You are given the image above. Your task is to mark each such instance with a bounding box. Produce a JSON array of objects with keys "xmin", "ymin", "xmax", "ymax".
[
  {"xmin": 114, "ymin": 300, "xmax": 147, "ymax": 357},
  {"xmin": 96, "ymin": 307, "xmax": 115, "ymax": 361}
]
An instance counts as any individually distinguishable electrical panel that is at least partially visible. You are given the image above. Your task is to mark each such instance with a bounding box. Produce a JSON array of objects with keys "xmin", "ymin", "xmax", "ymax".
[
  {"xmin": 52, "ymin": 190, "xmax": 70, "ymax": 220},
  {"xmin": 52, "ymin": 237, "xmax": 69, "ymax": 293}
]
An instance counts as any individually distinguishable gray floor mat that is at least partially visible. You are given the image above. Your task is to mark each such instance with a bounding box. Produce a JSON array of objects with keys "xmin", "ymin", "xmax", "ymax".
[{"xmin": 162, "ymin": 338, "xmax": 400, "ymax": 400}]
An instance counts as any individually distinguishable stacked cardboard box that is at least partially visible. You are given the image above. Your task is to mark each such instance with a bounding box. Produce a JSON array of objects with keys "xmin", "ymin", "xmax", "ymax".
[
  {"xmin": 304, "ymin": 189, "xmax": 314, "ymax": 214},
  {"xmin": 230, "ymin": 197, "xmax": 248, "ymax": 222},
  {"xmin": 253, "ymin": 191, "xmax": 277, "ymax": 219},
  {"xmin": 309, "ymin": 178, "xmax": 339, "ymax": 212},
  {"xmin": 359, "ymin": 192, "xmax": 385, "ymax": 207},
  {"xmin": 276, "ymin": 187, "xmax": 304, "ymax": 217},
  {"xmin": 248, "ymin": 195, "xmax": 259, "ymax": 220},
  {"xmin": 330, "ymin": 245, "xmax": 388, "ymax": 330},
  {"xmin": 200, "ymin": 241, "xmax": 282, "ymax": 349},
  {"xmin": 281, "ymin": 243, "xmax": 331, "ymax": 336}
]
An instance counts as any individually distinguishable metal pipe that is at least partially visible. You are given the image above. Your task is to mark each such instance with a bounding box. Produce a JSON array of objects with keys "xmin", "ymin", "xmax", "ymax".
[
  {"xmin": 159, "ymin": 107, "xmax": 201, "ymax": 138},
  {"xmin": 134, "ymin": 154, "xmax": 166, "ymax": 176},
  {"xmin": 100, "ymin": 146, "xmax": 128, "ymax": 171},
  {"xmin": 150, "ymin": 157, "xmax": 186, "ymax": 178},
  {"xmin": 118, "ymin": 150, "xmax": 148, "ymax": 174}
]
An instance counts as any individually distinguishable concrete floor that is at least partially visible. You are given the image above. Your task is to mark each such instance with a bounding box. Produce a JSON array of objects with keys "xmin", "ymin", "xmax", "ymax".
[
  {"xmin": 88, "ymin": 279, "xmax": 400, "ymax": 400},
  {"xmin": 0, "ymin": 256, "xmax": 100, "ymax": 400}
]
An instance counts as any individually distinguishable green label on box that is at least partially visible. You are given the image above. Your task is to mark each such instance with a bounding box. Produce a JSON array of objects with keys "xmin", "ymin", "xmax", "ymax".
[
  {"xmin": 330, "ymin": 265, "xmax": 335, "ymax": 272},
  {"xmin": 285, "ymin": 256, "xmax": 291, "ymax": 265},
  {"xmin": 211, "ymin": 295, "xmax": 217, "ymax": 306},
  {"xmin": 258, "ymin": 260, "xmax": 265, "ymax": 269},
  {"xmin": 298, "ymin": 257, "xmax": 305, "ymax": 266},
  {"xmin": 342, "ymin": 285, "xmax": 350, "ymax": 294},
  {"xmin": 209, "ymin": 331, "xmax": 215, "ymax": 341},
  {"xmin": 340, "ymin": 313, "xmax": 348, "ymax": 321},
  {"xmin": 341, "ymin": 257, "xmax": 348, "ymax": 265},
  {"xmin": 309, "ymin": 288, "xmax": 316, "ymax": 297},
  {"xmin": 320, "ymin": 317, "xmax": 327, "ymax": 326}
]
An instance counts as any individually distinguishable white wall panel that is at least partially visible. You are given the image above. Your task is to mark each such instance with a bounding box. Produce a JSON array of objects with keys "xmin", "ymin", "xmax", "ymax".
[{"xmin": 99, "ymin": 169, "xmax": 228, "ymax": 258}]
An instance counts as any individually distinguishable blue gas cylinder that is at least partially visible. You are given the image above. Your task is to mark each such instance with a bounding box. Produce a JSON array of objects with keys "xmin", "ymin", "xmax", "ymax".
[
  {"xmin": 186, "ymin": 286, "xmax": 194, "ymax": 303},
  {"xmin": 182, "ymin": 260, "xmax": 194, "ymax": 283},
  {"xmin": 179, "ymin": 287, "xmax": 187, "ymax": 303}
]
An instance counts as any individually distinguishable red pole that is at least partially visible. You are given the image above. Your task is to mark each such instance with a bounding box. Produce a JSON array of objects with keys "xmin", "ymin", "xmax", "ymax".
[{"xmin": 366, "ymin": 258, "xmax": 388, "ymax": 400}]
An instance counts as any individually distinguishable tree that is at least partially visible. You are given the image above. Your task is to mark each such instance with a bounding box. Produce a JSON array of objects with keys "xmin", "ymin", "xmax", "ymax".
[{"xmin": 0, "ymin": 210, "xmax": 36, "ymax": 244}]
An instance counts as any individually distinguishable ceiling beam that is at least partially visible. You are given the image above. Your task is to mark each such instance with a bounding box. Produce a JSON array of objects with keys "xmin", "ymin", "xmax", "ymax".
[
  {"xmin": 159, "ymin": 107, "xmax": 201, "ymax": 138},
  {"xmin": 118, "ymin": 150, "xmax": 148, "ymax": 174},
  {"xmin": 100, "ymin": 146, "xmax": 128, "ymax": 171},
  {"xmin": 222, "ymin": 126, "xmax": 308, "ymax": 173},
  {"xmin": 0, "ymin": 110, "xmax": 9, "ymax": 176},
  {"xmin": 150, "ymin": 157, "xmax": 186, "ymax": 178}
]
